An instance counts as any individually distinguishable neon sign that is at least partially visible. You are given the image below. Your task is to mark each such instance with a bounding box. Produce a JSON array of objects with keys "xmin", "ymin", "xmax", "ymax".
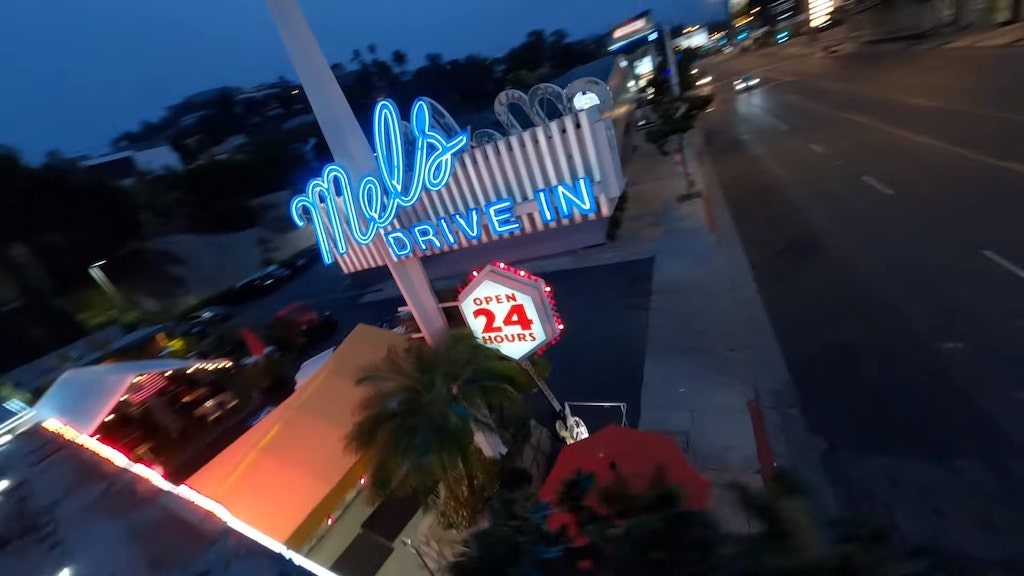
[{"xmin": 289, "ymin": 98, "xmax": 598, "ymax": 265}]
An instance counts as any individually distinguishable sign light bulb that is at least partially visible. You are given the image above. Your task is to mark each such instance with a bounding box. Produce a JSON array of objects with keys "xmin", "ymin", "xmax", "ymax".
[{"xmin": 458, "ymin": 263, "xmax": 563, "ymax": 361}]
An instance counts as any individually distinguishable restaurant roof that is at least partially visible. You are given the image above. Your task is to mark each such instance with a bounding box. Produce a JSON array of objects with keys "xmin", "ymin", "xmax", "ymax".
[
  {"xmin": 31, "ymin": 358, "xmax": 200, "ymax": 434},
  {"xmin": 186, "ymin": 324, "xmax": 409, "ymax": 545},
  {"xmin": 0, "ymin": 424, "xmax": 332, "ymax": 576}
]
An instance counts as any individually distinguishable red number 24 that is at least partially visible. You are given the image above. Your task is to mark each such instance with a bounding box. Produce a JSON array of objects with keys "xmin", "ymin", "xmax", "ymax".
[{"xmin": 473, "ymin": 304, "xmax": 535, "ymax": 333}]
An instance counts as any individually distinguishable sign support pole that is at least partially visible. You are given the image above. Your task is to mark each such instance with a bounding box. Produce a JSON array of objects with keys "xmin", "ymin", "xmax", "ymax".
[
  {"xmin": 267, "ymin": 0, "xmax": 449, "ymax": 345},
  {"xmin": 661, "ymin": 26, "xmax": 682, "ymax": 97}
]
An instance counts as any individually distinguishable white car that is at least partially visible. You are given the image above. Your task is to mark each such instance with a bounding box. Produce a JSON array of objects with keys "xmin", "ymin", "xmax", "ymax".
[
  {"xmin": 733, "ymin": 75, "xmax": 761, "ymax": 92},
  {"xmin": 294, "ymin": 346, "xmax": 336, "ymax": 390}
]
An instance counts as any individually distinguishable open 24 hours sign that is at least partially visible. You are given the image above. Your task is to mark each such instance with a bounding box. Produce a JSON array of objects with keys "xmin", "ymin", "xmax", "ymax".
[{"xmin": 457, "ymin": 262, "xmax": 563, "ymax": 361}]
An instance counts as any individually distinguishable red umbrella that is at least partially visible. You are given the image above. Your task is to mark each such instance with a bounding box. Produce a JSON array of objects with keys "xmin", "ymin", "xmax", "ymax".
[
  {"xmin": 240, "ymin": 327, "xmax": 267, "ymax": 357},
  {"xmin": 538, "ymin": 425, "xmax": 711, "ymax": 534}
]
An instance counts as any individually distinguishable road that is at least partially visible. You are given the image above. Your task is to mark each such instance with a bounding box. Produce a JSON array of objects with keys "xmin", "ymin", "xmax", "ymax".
[
  {"xmin": 225, "ymin": 257, "xmax": 655, "ymax": 431},
  {"xmin": 702, "ymin": 46, "xmax": 1024, "ymax": 567}
]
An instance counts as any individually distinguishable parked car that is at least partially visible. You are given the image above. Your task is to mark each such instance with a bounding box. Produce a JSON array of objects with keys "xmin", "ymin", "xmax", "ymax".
[
  {"xmin": 181, "ymin": 307, "xmax": 233, "ymax": 336},
  {"xmin": 280, "ymin": 248, "xmax": 319, "ymax": 273},
  {"xmin": 263, "ymin": 265, "xmax": 293, "ymax": 282},
  {"xmin": 267, "ymin": 302, "xmax": 337, "ymax": 351},
  {"xmin": 233, "ymin": 271, "xmax": 280, "ymax": 300},
  {"xmin": 294, "ymin": 345, "xmax": 336, "ymax": 390}
]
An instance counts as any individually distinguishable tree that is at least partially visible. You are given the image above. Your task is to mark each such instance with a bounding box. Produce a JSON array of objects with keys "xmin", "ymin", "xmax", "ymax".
[
  {"xmin": 391, "ymin": 49, "xmax": 408, "ymax": 71},
  {"xmin": 643, "ymin": 58, "xmax": 713, "ymax": 156},
  {"xmin": 0, "ymin": 382, "xmax": 33, "ymax": 405},
  {"xmin": 346, "ymin": 330, "xmax": 531, "ymax": 510},
  {"xmin": 451, "ymin": 489, "xmax": 577, "ymax": 576},
  {"xmin": 452, "ymin": 471, "xmax": 949, "ymax": 576},
  {"xmin": 0, "ymin": 151, "xmax": 142, "ymax": 298}
]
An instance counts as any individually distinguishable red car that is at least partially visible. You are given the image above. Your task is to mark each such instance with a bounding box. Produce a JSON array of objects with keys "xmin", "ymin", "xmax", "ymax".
[{"xmin": 268, "ymin": 302, "xmax": 337, "ymax": 350}]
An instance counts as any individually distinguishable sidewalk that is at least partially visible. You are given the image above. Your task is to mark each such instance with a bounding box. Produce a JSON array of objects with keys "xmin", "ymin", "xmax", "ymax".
[
  {"xmin": 631, "ymin": 130, "xmax": 831, "ymax": 524},
  {"xmin": 945, "ymin": 21, "xmax": 1024, "ymax": 47}
]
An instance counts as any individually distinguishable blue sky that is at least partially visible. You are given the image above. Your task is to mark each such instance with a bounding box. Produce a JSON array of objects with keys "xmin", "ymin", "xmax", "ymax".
[{"xmin": 0, "ymin": 0, "xmax": 721, "ymax": 162}]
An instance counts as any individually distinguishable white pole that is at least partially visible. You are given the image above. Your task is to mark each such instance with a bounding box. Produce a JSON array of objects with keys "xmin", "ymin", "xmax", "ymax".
[
  {"xmin": 662, "ymin": 26, "xmax": 682, "ymax": 97},
  {"xmin": 266, "ymin": 0, "xmax": 449, "ymax": 345}
]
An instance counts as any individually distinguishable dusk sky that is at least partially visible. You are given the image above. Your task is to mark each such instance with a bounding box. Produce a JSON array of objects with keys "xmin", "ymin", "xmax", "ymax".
[{"xmin": 0, "ymin": 0, "xmax": 721, "ymax": 162}]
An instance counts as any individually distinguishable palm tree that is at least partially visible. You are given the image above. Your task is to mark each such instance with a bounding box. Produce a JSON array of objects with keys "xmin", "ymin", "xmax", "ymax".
[{"xmin": 347, "ymin": 329, "xmax": 531, "ymax": 507}]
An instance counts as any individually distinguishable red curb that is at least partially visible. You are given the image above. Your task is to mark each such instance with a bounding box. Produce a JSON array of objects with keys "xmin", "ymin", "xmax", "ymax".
[{"xmin": 747, "ymin": 399, "xmax": 775, "ymax": 485}]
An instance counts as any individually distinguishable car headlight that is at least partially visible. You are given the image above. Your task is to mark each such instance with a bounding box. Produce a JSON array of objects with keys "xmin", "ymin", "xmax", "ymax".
[
  {"xmin": 748, "ymin": 78, "xmax": 760, "ymax": 85},
  {"xmin": 734, "ymin": 82, "xmax": 747, "ymax": 90}
]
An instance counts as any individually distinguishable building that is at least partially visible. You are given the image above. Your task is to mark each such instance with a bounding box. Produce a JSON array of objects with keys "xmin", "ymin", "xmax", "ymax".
[
  {"xmin": 671, "ymin": 25, "xmax": 711, "ymax": 51},
  {"xmin": 0, "ymin": 421, "xmax": 333, "ymax": 576},
  {"xmin": 27, "ymin": 357, "xmax": 257, "ymax": 483},
  {"xmin": 606, "ymin": 11, "xmax": 665, "ymax": 91},
  {"xmin": 78, "ymin": 144, "xmax": 184, "ymax": 186},
  {"xmin": 186, "ymin": 326, "xmax": 404, "ymax": 551},
  {"xmin": 203, "ymin": 134, "xmax": 250, "ymax": 161}
]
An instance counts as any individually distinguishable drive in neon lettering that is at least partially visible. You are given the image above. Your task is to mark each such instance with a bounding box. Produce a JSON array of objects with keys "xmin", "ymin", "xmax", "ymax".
[
  {"xmin": 289, "ymin": 98, "xmax": 599, "ymax": 263},
  {"xmin": 289, "ymin": 97, "xmax": 469, "ymax": 265}
]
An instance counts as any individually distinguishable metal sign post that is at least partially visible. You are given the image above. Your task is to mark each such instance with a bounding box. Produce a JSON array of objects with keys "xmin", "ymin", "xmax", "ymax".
[{"xmin": 267, "ymin": 0, "xmax": 449, "ymax": 345}]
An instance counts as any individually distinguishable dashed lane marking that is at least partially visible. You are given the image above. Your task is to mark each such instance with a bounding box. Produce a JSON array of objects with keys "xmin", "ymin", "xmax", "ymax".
[
  {"xmin": 785, "ymin": 93, "xmax": 1024, "ymax": 177},
  {"xmin": 982, "ymin": 250, "xmax": 1024, "ymax": 281},
  {"xmin": 860, "ymin": 175, "xmax": 895, "ymax": 195}
]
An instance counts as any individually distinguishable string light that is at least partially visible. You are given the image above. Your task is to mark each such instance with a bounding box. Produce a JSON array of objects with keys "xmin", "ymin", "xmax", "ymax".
[{"xmin": 38, "ymin": 419, "xmax": 340, "ymax": 576}]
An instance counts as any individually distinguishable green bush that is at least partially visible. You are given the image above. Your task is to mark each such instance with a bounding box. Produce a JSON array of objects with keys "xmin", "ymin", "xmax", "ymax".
[{"xmin": 0, "ymin": 382, "xmax": 34, "ymax": 405}]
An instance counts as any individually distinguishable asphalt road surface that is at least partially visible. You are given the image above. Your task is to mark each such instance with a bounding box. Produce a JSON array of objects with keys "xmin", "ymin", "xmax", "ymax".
[
  {"xmin": 225, "ymin": 258, "xmax": 655, "ymax": 430},
  {"xmin": 702, "ymin": 46, "xmax": 1024, "ymax": 567}
]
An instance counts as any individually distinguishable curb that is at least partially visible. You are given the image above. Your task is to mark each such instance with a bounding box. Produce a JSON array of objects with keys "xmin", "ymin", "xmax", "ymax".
[{"xmin": 687, "ymin": 128, "xmax": 836, "ymax": 511}]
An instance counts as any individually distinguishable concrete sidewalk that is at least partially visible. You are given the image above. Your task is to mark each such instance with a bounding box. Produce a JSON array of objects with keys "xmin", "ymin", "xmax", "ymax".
[
  {"xmin": 632, "ymin": 130, "xmax": 830, "ymax": 524},
  {"xmin": 946, "ymin": 22, "xmax": 1024, "ymax": 47}
]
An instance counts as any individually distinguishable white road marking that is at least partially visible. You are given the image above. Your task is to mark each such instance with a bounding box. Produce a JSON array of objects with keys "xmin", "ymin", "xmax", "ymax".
[
  {"xmin": 810, "ymin": 79, "xmax": 1024, "ymax": 125},
  {"xmin": 860, "ymin": 175, "xmax": 895, "ymax": 195},
  {"xmin": 982, "ymin": 250, "xmax": 1024, "ymax": 281},
  {"xmin": 808, "ymin": 143, "xmax": 826, "ymax": 154},
  {"xmin": 785, "ymin": 93, "xmax": 1024, "ymax": 177}
]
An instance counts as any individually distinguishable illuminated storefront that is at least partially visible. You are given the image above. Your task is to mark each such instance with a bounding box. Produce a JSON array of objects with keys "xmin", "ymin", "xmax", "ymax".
[
  {"xmin": 605, "ymin": 11, "xmax": 673, "ymax": 91},
  {"xmin": 730, "ymin": 0, "xmax": 752, "ymax": 18},
  {"xmin": 808, "ymin": 0, "xmax": 835, "ymax": 27},
  {"xmin": 672, "ymin": 25, "xmax": 710, "ymax": 51}
]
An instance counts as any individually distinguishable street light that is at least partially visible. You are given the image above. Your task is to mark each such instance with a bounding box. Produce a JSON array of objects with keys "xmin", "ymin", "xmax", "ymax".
[{"xmin": 88, "ymin": 259, "xmax": 122, "ymax": 304}]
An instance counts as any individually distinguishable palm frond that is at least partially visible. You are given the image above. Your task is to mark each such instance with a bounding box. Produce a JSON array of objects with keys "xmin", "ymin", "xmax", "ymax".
[{"xmin": 346, "ymin": 328, "xmax": 530, "ymax": 518}]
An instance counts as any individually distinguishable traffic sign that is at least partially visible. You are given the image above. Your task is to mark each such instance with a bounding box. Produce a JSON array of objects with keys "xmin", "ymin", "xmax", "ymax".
[{"xmin": 457, "ymin": 262, "xmax": 563, "ymax": 361}]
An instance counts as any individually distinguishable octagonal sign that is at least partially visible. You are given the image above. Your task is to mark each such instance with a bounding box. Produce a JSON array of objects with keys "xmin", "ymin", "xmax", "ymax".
[{"xmin": 458, "ymin": 262, "xmax": 562, "ymax": 360}]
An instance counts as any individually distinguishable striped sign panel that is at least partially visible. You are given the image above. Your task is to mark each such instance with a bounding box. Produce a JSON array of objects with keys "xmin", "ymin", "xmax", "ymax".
[
  {"xmin": 333, "ymin": 109, "xmax": 625, "ymax": 273},
  {"xmin": 129, "ymin": 372, "xmax": 169, "ymax": 404}
]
